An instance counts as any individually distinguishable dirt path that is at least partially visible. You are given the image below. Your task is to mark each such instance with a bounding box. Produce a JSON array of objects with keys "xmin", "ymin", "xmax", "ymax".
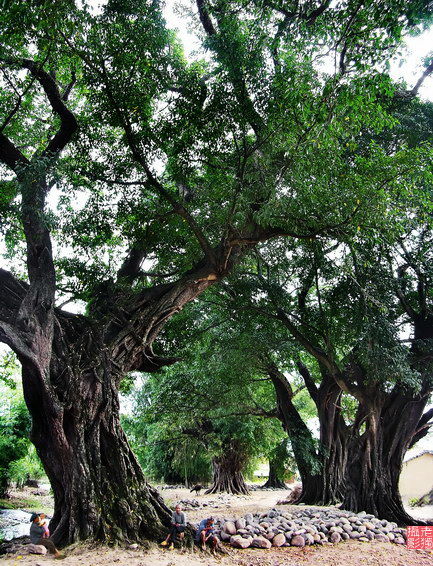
[
  {"xmin": 1, "ymin": 539, "xmax": 432, "ymax": 566},
  {"xmin": 1, "ymin": 487, "xmax": 432, "ymax": 565}
]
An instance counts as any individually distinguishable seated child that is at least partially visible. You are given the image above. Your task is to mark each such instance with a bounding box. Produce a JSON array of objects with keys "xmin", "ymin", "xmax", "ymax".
[{"xmin": 37, "ymin": 513, "xmax": 50, "ymax": 538}]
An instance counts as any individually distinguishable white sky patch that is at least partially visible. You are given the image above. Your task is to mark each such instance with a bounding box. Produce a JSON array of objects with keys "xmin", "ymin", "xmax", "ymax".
[{"xmin": 392, "ymin": 29, "xmax": 433, "ymax": 99}]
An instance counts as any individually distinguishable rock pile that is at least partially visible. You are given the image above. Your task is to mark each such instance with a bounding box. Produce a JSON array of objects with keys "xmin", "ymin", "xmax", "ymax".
[
  {"xmin": 248, "ymin": 486, "xmax": 290, "ymax": 491},
  {"xmin": 179, "ymin": 498, "xmax": 201, "ymax": 509},
  {"xmin": 180, "ymin": 493, "xmax": 245, "ymax": 510},
  {"xmin": 212, "ymin": 508, "xmax": 407, "ymax": 549}
]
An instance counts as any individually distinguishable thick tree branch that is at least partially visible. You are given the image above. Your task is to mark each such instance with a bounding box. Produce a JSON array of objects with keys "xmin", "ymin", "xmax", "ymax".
[
  {"xmin": 196, "ymin": 0, "xmax": 217, "ymax": 35},
  {"xmin": 117, "ymin": 248, "xmax": 147, "ymax": 282},
  {"xmin": 0, "ymin": 268, "xmax": 29, "ymax": 326},
  {"xmin": 1, "ymin": 58, "xmax": 78, "ymax": 157},
  {"xmin": 409, "ymin": 407, "xmax": 433, "ymax": 448},
  {"xmin": 410, "ymin": 60, "xmax": 433, "ymax": 98},
  {"xmin": 0, "ymin": 132, "xmax": 29, "ymax": 171},
  {"xmin": 296, "ymin": 360, "xmax": 318, "ymax": 403},
  {"xmin": 306, "ymin": 0, "xmax": 332, "ymax": 24}
]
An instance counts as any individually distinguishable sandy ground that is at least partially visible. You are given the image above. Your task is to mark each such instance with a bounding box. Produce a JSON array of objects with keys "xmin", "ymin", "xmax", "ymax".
[{"xmin": 1, "ymin": 487, "xmax": 432, "ymax": 566}]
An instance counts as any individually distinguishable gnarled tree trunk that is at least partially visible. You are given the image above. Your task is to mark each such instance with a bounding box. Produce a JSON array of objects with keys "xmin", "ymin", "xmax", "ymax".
[
  {"xmin": 22, "ymin": 357, "xmax": 171, "ymax": 545},
  {"xmin": 342, "ymin": 392, "xmax": 430, "ymax": 525},
  {"xmin": 342, "ymin": 313, "xmax": 433, "ymax": 526},
  {"xmin": 2, "ymin": 262, "xmax": 226, "ymax": 545},
  {"xmin": 205, "ymin": 444, "xmax": 249, "ymax": 495},
  {"xmin": 315, "ymin": 374, "xmax": 348, "ymax": 504}
]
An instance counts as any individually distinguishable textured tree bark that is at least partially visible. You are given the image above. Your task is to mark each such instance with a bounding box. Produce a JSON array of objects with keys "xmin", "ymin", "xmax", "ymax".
[
  {"xmin": 342, "ymin": 393, "xmax": 430, "ymax": 525},
  {"xmin": 261, "ymin": 457, "xmax": 287, "ymax": 489},
  {"xmin": 22, "ymin": 358, "xmax": 171, "ymax": 545},
  {"xmin": 269, "ymin": 365, "xmax": 346, "ymax": 505},
  {"xmin": 205, "ymin": 444, "xmax": 250, "ymax": 495},
  {"xmin": 4, "ymin": 265, "xmax": 223, "ymax": 545},
  {"xmin": 315, "ymin": 375, "xmax": 348, "ymax": 504}
]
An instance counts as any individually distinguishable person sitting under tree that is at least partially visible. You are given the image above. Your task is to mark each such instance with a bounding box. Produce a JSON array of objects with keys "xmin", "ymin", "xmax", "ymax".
[
  {"xmin": 160, "ymin": 504, "xmax": 187, "ymax": 550},
  {"xmin": 195, "ymin": 517, "xmax": 218, "ymax": 551},
  {"xmin": 29, "ymin": 512, "xmax": 64, "ymax": 559}
]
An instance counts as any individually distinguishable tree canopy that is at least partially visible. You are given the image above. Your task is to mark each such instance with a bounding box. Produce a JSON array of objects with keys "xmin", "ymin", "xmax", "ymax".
[{"xmin": 1, "ymin": 0, "xmax": 433, "ymax": 545}]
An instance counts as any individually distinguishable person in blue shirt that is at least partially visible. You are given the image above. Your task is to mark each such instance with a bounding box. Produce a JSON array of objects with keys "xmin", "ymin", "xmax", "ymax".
[{"xmin": 195, "ymin": 517, "xmax": 217, "ymax": 550}]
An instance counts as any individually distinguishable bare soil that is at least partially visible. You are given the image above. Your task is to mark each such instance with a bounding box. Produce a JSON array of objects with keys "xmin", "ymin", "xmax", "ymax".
[{"xmin": 1, "ymin": 486, "xmax": 432, "ymax": 566}]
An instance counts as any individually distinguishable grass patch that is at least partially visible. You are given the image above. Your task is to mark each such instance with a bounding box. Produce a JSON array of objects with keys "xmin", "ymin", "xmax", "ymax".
[{"xmin": 0, "ymin": 496, "xmax": 41, "ymax": 510}]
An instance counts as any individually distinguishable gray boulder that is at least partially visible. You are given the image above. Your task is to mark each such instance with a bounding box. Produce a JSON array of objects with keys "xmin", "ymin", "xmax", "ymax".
[
  {"xmin": 224, "ymin": 521, "xmax": 237, "ymax": 535},
  {"xmin": 272, "ymin": 533, "xmax": 286, "ymax": 547},
  {"xmin": 251, "ymin": 536, "xmax": 272, "ymax": 549},
  {"xmin": 290, "ymin": 535, "xmax": 305, "ymax": 547},
  {"xmin": 230, "ymin": 535, "xmax": 252, "ymax": 549},
  {"xmin": 27, "ymin": 544, "xmax": 47, "ymax": 555}
]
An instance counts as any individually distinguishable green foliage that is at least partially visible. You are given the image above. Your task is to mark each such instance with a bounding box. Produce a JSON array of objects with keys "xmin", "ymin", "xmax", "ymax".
[
  {"xmin": 8, "ymin": 445, "xmax": 45, "ymax": 488},
  {"xmin": 268, "ymin": 439, "xmax": 298, "ymax": 483},
  {"xmin": 0, "ymin": 396, "xmax": 31, "ymax": 496},
  {"xmin": 0, "ymin": 352, "xmax": 20, "ymax": 389},
  {"xmin": 1, "ymin": 0, "xmax": 433, "ymax": 519},
  {"xmin": 0, "ymin": 352, "xmax": 44, "ymax": 495},
  {"xmin": 122, "ymin": 301, "xmax": 314, "ymax": 484},
  {"xmin": 1, "ymin": 0, "xmax": 432, "ymax": 310}
]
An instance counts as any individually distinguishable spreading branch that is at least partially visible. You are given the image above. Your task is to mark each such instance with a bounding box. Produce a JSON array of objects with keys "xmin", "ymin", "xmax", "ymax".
[
  {"xmin": 1, "ymin": 58, "xmax": 78, "ymax": 157},
  {"xmin": 410, "ymin": 60, "xmax": 433, "ymax": 98},
  {"xmin": 296, "ymin": 359, "xmax": 318, "ymax": 404},
  {"xmin": 409, "ymin": 407, "xmax": 433, "ymax": 448},
  {"xmin": 0, "ymin": 131, "xmax": 29, "ymax": 171}
]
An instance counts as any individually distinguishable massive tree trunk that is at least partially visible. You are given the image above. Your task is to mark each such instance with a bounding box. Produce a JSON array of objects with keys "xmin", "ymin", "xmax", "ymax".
[
  {"xmin": 21, "ymin": 356, "xmax": 171, "ymax": 544},
  {"xmin": 1, "ymin": 263, "xmax": 225, "ymax": 545},
  {"xmin": 315, "ymin": 374, "xmax": 348, "ymax": 504},
  {"xmin": 342, "ymin": 391, "xmax": 430, "ymax": 525},
  {"xmin": 342, "ymin": 313, "xmax": 433, "ymax": 525},
  {"xmin": 205, "ymin": 444, "xmax": 249, "ymax": 495}
]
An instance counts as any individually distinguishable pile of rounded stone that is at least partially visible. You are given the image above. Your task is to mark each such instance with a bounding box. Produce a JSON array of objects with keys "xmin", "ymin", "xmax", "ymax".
[
  {"xmin": 213, "ymin": 508, "xmax": 407, "ymax": 549},
  {"xmin": 179, "ymin": 498, "xmax": 202, "ymax": 509},
  {"xmin": 248, "ymin": 486, "xmax": 289, "ymax": 491},
  {"xmin": 180, "ymin": 494, "xmax": 239, "ymax": 510}
]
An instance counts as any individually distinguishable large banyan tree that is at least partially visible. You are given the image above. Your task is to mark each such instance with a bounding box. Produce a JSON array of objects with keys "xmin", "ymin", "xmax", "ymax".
[
  {"xmin": 212, "ymin": 220, "xmax": 433, "ymax": 524},
  {"xmin": 0, "ymin": 0, "xmax": 432, "ymax": 545}
]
